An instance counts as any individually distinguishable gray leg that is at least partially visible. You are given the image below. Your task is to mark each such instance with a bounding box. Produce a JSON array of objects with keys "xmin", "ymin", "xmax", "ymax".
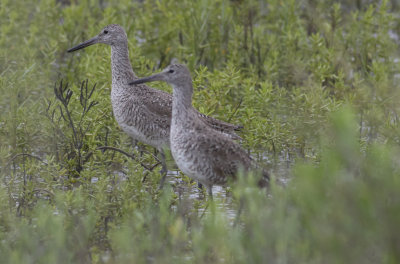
[
  {"xmin": 158, "ymin": 149, "xmax": 168, "ymax": 189},
  {"xmin": 207, "ymin": 186, "xmax": 213, "ymax": 199}
]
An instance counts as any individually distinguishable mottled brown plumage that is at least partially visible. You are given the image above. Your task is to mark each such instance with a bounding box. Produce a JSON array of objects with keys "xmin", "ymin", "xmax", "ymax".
[
  {"xmin": 129, "ymin": 64, "xmax": 269, "ymax": 196},
  {"xmin": 67, "ymin": 25, "xmax": 242, "ymax": 185}
]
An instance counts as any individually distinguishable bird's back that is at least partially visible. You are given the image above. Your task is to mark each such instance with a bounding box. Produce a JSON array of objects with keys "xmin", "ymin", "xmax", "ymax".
[
  {"xmin": 111, "ymin": 81, "xmax": 241, "ymax": 149},
  {"xmin": 170, "ymin": 108, "xmax": 251, "ymax": 187}
]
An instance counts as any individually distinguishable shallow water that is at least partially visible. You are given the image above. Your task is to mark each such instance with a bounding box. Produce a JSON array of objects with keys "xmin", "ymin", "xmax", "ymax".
[
  {"xmin": 163, "ymin": 154, "xmax": 293, "ymax": 222},
  {"xmin": 3, "ymin": 149, "xmax": 293, "ymax": 224}
]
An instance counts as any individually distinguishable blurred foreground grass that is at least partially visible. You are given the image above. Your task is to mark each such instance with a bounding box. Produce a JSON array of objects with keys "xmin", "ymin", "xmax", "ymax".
[{"xmin": 1, "ymin": 0, "xmax": 400, "ymax": 263}]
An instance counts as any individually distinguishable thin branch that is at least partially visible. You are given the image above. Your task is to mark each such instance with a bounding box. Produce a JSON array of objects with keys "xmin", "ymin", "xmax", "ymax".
[
  {"xmin": 33, "ymin": 188, "xmax": 55, "ymax": 197},
  {"xmin": 6, "ymin": 153, "xmax": 48, "ymax": 168},
  {"xmin": 140, "ymin": 161, "xmax": 161, "ymax": 172},
  {"xmin": 84, "ymin": 146, "xmax": 162, "ymax": 173},
  {"xmin": 96, "ymin": 146, "xmax": 136, "ymax": 160},
  {"xmin": 84, "ymin": 146, "xmax": 136, "ymax": 163},
  {"xmin": 228, "ymin": 97, "xmax": 243, "ymax": 123}
]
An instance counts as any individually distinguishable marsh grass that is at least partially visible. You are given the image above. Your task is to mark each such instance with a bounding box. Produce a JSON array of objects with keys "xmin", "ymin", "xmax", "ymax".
[{"xmin": 1, "ymin": 0, "xmax": 400, "ymax": 263}]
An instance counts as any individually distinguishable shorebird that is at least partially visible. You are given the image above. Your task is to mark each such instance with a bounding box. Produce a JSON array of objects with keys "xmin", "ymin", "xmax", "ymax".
[
  {"xmin": 67, "ymin": 24, "xmax": 242, "ymax": 186},
  {"xmin": 129, "ymin": 64, "xmax": 269, "ymax": 197}
]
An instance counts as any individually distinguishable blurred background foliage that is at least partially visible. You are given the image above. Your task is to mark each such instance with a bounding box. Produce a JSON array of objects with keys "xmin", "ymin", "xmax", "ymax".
[{"xmin": 1, "ymin": 0, "xmax": 400, "ymax": 263}]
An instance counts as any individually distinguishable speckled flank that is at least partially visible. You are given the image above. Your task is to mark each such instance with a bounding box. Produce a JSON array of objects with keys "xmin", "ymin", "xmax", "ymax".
[
  {"xmin": 68, "ymin": 24, "xmax": 242, "ymax": 152},
  {"xmin": 131, "ymin": 64, "xmax": 270, "ymax": 195}
]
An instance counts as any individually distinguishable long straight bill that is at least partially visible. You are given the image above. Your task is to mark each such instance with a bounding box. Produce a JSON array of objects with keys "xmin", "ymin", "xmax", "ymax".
[
  {"xmin": 129, "ymin": 73, "xmax": 164, "ymax": 85},
  {"xmin": 67, "ymin": 36, "xmax": 98, "ymax": 53}
]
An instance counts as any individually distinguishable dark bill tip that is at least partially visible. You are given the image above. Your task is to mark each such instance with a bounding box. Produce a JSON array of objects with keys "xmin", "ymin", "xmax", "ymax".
[
  {"xmin": 129, "ymin": 74, "xmax": 162, "ymax": 85},
  {"xmin": 67, "ymin": 37, "xmax": 97, "ymax": 53},
  {"xmin": 129, "ymin": 79, "xmax": 147, "ymax": 85}
]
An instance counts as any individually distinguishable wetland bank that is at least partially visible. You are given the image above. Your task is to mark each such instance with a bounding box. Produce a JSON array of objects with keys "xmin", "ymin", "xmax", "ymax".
[{"xmin": 1, "ymin": 0, "xmax": 400, "ymax": 263}]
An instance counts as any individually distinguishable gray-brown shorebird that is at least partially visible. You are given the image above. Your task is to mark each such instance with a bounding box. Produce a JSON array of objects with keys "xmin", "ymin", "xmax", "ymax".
[
  {"xmin": 129, "ymin": 64, "xmax": 269, "ymax": 196},
  {"xmin": 67, "ymin": 24, "xmax": 242, "ymax": 186}
]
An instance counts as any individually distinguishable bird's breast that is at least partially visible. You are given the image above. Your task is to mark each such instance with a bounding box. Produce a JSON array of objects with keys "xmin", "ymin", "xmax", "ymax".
[{"xmin": 110, "ymin": 87, "xmax": 168, "ymax": 148}]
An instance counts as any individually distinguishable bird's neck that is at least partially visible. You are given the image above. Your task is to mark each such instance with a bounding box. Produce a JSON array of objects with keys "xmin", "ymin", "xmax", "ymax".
[
  {"xmin": 110, "ymin": 42, "xmax": 136, "ymax": 87},
  {"xmin": 172, "ymin": 83, "xmax": 194, "ymax": 125}
]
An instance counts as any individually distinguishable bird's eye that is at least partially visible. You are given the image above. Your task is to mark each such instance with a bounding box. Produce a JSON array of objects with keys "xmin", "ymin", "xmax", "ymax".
[
  {"xmin": 169, "ymin": 69, "xmax": 175, "ymax": 73},
  {"xmin": 104, "ymin": 30, "xmax": 109, "ymax": 34}
]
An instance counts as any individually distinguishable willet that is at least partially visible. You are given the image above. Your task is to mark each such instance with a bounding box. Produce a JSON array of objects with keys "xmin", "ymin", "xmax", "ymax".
[
  {"xmin": 129, "ymin": 64, "xmax": 269, "ymax": 197},
  {"xmin": 67, "ymin": 24, "xmax": 242, "ymax": 186}
]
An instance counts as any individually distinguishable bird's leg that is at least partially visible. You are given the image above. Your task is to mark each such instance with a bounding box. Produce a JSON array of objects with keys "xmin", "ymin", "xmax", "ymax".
[
  {"xmin": 158, "ymin": 149, "xmax": 168, "ymax": 189},
  {"xmin": 207, "ymin": 186, "xmax": 213, "ymax": 200}
]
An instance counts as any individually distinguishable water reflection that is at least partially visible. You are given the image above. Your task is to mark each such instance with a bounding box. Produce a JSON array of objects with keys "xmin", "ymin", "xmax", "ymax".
[
  {"xmin": 4, "ymin": 150, "xmax": 293, "ymax": 223},
  {"xmin": 165, "ymin": 154, "xmax": 293, "ymax": 223}
]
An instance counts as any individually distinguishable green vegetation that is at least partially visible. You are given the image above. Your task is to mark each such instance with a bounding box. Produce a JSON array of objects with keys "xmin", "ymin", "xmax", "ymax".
[{"xmin": 1, "ymin": 0, "xmax": 400, "ymax": 263}]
